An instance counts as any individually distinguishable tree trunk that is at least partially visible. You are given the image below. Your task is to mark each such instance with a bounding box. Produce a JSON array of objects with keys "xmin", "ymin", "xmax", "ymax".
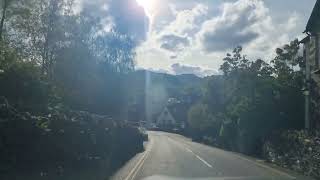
[{"xmin": 0, "ymin": 0, "xmax": 8, "ymax": 41}]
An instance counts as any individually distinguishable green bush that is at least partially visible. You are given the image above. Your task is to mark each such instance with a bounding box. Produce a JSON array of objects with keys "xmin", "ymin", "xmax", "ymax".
[
  {"xmin": 0, "ymin": 59, "xmax": 49, "ymax": 113},
  {"xmin": 0, "ymin": 99, "xmax": 145, "ymax": 180},
  {"xmin": 263, "ymin": 130, "xmax": 320, "ymax": 179}
]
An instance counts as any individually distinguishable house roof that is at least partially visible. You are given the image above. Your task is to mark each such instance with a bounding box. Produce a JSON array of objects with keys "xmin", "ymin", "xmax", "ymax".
[
  {"xmin": 300, "ymin": 36, "xmax": 310, "ymax": 44},
  {"xmin": 305, "ymin": 0, "xmax": 320, "ymax": 34},
  {"xmin": 166, "ymin": 103, "xmax": 188, "ymax": 123}
]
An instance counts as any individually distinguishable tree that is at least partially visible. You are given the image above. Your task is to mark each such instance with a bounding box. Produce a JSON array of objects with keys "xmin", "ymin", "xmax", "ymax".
[
  {"xmin": 0, "ymin": 0, "xmax": 145, "ymax": 179},
  {"xmin": 193, "ymin": 40, "xmax": 305, "ymax": 154},
  {"xmin": 0, "ymin": 0, "xmax": 137, "ymax": 116},
  {"xmin": 188, "ymin": 103, "xmax": 221, "ymax": 141}
]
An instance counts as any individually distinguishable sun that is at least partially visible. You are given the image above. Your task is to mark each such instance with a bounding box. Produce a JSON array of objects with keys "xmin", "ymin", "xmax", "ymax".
[{"xmin": 136, "ymin": 0, "xmax": 155, "ymax": 15}]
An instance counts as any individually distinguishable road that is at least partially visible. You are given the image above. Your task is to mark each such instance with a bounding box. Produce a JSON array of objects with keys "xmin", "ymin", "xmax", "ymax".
[{"xmin": 111, "ymin": 131, "xmax": 311, "ymax": 180}]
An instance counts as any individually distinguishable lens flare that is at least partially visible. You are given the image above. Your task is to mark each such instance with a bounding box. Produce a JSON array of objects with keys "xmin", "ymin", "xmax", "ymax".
[{"xmin": 136, "ymin": 0, "xmax": 155, "ymax": 15}]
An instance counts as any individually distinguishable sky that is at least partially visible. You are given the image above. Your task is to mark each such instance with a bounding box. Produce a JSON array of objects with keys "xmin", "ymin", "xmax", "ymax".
[{"xmin": 77, "ymin": 0, "xmax": 317, "ymax": 77}]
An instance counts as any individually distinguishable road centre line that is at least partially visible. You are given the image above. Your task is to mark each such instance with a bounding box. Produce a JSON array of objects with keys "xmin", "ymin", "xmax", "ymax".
[
  {"xmin": 185, "ymin": 139, "xmax": 296, "ymax": 179},
  {"xmin": 168, "ymin": 136, "xmax": 213, "ymax": 169},
  {"xmin": 169, "ymin": 134, "xmax": 296, "ymax": 178},
  {"xmin": 185, "ymin": 147, "xmax": 193, "ymax": 153},
  {"xmin": 195, "ymin": 155, "xmax": 213, "ymax": 168}
]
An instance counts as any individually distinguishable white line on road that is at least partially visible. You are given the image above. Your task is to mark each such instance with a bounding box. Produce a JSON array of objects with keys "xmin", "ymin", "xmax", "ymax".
[
  {"xmin": 185, "ymin": 147, "xmax": 193, "ymax": 153},
  {"xmin": 166, "ymin": 133, "xmax": 296, "ymax": 179},
  {"xmin": 168, "ymin": 137, "xmax": 212, "ymax": 168},
  {"xmin": 195, "ymin": 155, "xmax": 213, "ymax": 168}
]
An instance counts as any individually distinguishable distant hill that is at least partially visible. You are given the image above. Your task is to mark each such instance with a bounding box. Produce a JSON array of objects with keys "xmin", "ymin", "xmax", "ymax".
[
  {"xmin": 124, "ymin": 70, "xmax": 205, "ymax": 122},
  {"xmin": 127, "ymin": 70, "xmax": 202, "ymax": 94}
]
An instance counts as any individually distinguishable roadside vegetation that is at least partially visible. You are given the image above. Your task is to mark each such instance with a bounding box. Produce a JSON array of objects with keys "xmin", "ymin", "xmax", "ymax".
[
  {"xmin": 0, "ymin": 0, "xmax": 145, "ymax": 179},
  {"xmin": 187, "ymin": 41, "xmax": 320, "ymax": 179},
  {"xmin": 263, "ymin": 130, "xmax": 320, "ymax": 178}
]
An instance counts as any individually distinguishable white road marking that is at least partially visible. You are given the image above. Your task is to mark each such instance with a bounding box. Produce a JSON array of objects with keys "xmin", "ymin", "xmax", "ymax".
[
  {"xmin": 168, "ymin": 136, "xmax": 213, "ymax": 168},
  {"xmin": 185, "ymin": 147, "xmax": 193, "ymax": 153},
  {"xmin": 170, "ymin": 134, "xmax": 295, "ymax": 178},
  {"xmin": 195, "ymin": 155, "xmax": 213, "ymax": 168}
]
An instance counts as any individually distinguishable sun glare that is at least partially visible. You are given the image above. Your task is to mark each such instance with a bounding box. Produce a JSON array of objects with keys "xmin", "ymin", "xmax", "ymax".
[{"xmin": 136, "ymin": 0, "xmax": 155, "ymax": 15}]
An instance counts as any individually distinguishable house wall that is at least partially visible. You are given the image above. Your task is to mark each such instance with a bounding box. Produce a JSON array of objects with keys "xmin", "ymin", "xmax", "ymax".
[
  {"xmin": 306, "ymin": 35, "xmax": 318, "ymax": 69},
  {"xmin": 305, "ymin": 33, "xmax": 320, "ymax": 129},
  {"xmin": 156, "ymin": 108, "xmax": 176, "ymax": 127},
  {"xmin": 314, "ymin": 33, "xmax": 320, "ymax": 129}
]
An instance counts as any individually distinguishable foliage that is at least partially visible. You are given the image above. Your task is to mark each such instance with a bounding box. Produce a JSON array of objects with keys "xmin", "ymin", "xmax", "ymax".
[
  {"xmin": 188, "ymin": 104, "xmax": 209, "ymax": 130},
  {"xmin": 188, "ymin": 40, "xmax": 305, "ymax": 155},
  {"xmin": 0, "ymin": 43, "xmax": 50, "ymax": 113},
  {"xmin": 0, "ymin": 0, "xmax": 137, "ymax": 115},
  {"xmin": 0, "ymin": 0, "xmax": 142, "ymax": 179},
  {"xmin": 188, "ymin": 103, "xmax": 220, "ymax": 142},
  {"xmin": 263, "ymin": 130, "xmax": 320, "ymax": 179},
  {"xmin": 0, "ymin": 98, "xmax": 145, "ymax": 179}
]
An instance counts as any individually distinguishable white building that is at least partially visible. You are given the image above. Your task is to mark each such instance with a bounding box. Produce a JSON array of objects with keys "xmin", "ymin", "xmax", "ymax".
[{"xmin": 156, "ymin": 107, "xmax": 177, "ymax": 127}]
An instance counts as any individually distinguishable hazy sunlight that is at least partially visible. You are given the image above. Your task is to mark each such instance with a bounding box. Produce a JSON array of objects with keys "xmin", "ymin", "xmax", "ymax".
[{"xmin": 136, "ymin": 0, "xmax": 156, "ymax": 16}]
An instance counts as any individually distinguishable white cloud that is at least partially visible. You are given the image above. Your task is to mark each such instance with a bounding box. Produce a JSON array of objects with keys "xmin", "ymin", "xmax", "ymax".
[
  {"xmin": 76, "ymin": 0, "xmax": 148, "ymax": 42},
  {"xmin": 136, "ymin": 0, "xmax": 313, "ymax": 76},
  {"xmin": 159, "ymin": 34, "xmax": 190, "ymax": 52},
  {"xmin": 154, "ymin": 4, "xmax": 209, "ymax": 56},
  {"xmin": 196, "ymin": 0, "xmax": 301, "ymax": 59},
  {"xmin": 197, "ymin": 0, "xmax": 268, "ymax": 52},
  {"xmin": 136, "ymin": 3, "xmax": 210, "ymax": 68},
  {"xmin": 164, "ymin": 4, "xmax": 208, "ymax": 36}
]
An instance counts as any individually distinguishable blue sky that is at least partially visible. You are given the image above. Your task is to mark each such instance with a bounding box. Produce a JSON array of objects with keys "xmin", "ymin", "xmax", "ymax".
[{"xmin": 77, "ymin": 0, "xmax": 317, "ymax": 76}]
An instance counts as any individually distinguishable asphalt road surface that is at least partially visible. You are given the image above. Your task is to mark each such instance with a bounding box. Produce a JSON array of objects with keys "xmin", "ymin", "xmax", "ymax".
[{"xmin": 111, "ymin": 131, "xmax": 312, "ymax": 180}]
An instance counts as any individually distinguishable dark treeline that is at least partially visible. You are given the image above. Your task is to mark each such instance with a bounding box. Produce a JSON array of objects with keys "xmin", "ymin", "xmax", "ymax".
[
  {"xmin": 0, "ymin": 0, "xmax": 135, "ymax": 116},
  {"xmin": 0, "ymin": 0, "xmax": 145, "ymax": 179},
  {"xmin": 187, "ymin": 39, "xmax": 320, "ymax": 178},
  {"xmin": 188, "ymin": 40, "xmax": 305, "ymax": 155}
]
